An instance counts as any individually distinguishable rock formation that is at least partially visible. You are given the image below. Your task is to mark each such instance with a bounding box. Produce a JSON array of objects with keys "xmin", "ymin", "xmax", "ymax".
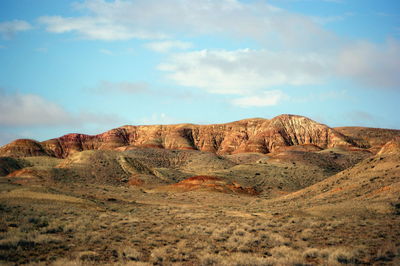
[
  {"xmin": 0, "ymin": 139, "xmax": 52, "ymax": 157},
  {"xmin": 2, "ymin": 114, "xmax": 393, "ymax": 159},
  {"xmin": 163, "ymin": 175, "xmax": 258, "ymax": 194},
  {"xmin": 335, "ymin": 126, "xmax": 400, "ymax": 153},
  {"xmin": 377, "ymin": 137, "xmax": 400, "ymax": 156}
]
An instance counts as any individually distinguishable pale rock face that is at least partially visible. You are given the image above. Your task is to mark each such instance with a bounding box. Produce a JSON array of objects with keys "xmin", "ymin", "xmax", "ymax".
[
  {"xmin": 377, "ymin": 137, "xmax": 400, "ymax": 156},
  {"xmin": 0, "ymin": 114, "xmax": 356, "ymax": 158}
]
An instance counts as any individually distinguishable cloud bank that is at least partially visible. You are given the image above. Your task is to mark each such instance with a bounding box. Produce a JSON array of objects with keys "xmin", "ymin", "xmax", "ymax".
[
  {"xmin": 36, "ymin": 0, "xmax": 400, "ymax": 108},
  {"xmin": 0, "ymin": 91, "xmax": 120, "ymax": 127},
  {"xmin": 158, "ymin": 49, "xmax": 330, "ymax": 94},
  {"xmin": 0, "ymin": 20, "xmax": 32, "ymax": 39},
  {"xmin": 38, "ymin": 0, "xmax": 331, "ymax": 48},
  {"xmin": 145, "ymin": 41, "xmax": 193, "ymax": 53},
  {"xmin": 337, "ymin": 39, "xmax": 400, "ymax": 89},
  {"xmin": 231, "ymin": 91, "xmax": 287, "ymax": 107}
]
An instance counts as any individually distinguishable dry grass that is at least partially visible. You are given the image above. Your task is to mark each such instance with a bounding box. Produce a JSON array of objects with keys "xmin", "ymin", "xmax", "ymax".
[
  {"xmin": 0, "ymin": 189, "xmax": 86, "ymax": 203},
  {"xmin": 0, "ymin": 147, "xmax": 399, "ymax": 265}
]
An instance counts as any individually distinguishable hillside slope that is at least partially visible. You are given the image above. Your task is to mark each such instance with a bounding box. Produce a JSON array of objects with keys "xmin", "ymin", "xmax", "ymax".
[{"xmin": 273, "ymin": 138, "xmax": 400, "ymax": 209}]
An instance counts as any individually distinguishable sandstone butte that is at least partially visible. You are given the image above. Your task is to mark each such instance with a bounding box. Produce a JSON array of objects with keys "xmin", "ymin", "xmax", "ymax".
[{"xmin": 1, "ymin": 114, "xmax": 396, "ymax": 159}]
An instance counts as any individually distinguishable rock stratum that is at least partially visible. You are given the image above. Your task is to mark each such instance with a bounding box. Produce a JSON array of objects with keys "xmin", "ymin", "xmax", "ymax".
[
  {"xmin": 156, "ymin": 175, "xmax": 259, "ymax": 195},
  {"xmin": 1, "ymin": 114, "xmax": 399, "ymax": 159}
]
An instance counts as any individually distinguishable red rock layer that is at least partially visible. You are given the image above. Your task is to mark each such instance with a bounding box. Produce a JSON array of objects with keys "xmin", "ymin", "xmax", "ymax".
[
  {"xmin": 171, "ymin": 175, "xmax": 258, "ymax": 195},
  {"xmin": 1, "ymin": 114, "xmax": 357, "ymax": 158}
]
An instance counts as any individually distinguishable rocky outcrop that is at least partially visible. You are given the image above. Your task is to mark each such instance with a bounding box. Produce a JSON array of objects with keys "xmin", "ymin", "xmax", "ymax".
[
  {"xmin": 0, "ymin": 139, "xmax": 52, "ymax": 158},
  {"xmin": 377, "ymin": 137, "xmax": 400, "ymax": 156},
  {"xmin": 166, "ymin": 175, "xmax": 258, "ymax": 194},
  {"xmin": 1, "ymin": 114, "xmax": 358, "ymax": 158},
  {"xmin": 335, "ymin": 127, "xmax": 400, "ymax": 153}
]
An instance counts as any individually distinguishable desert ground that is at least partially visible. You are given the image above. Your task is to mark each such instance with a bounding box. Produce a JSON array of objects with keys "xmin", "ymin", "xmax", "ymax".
[{"xmin": 0, "ymin": 116, "xmax": 399, "ymax": 265}]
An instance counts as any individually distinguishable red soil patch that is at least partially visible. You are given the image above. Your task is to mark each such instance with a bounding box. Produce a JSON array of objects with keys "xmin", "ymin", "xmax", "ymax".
[
  {"xmin": 367, "ymin": 186, "xmax": 392, "ymax": 197},
  {"xmin": 6, "ymin": 168, "xmax": 46, "ymax": 185},
  {"xmin": 169, "ymin": 175, "xmax": 258, "ymax": 195},
  {"xmin": 7, "ymin": 169, "xmax": 39, "ymax": 178},
  {"xmin": 128, "ymin": 176, "xmax": 145, "ymax": 186},
  {"xmin": 331, "ymin": 187, "xmax": 344, "ymax": 193},
  {"xmin": 178, "ymin": 175, "xmax": 223, "ymax": 184}
]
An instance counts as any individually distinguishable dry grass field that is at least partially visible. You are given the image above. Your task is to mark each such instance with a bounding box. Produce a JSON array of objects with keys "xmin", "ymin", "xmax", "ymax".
[{"xmin": 0, "ymin": 145, "xmax": 399, "ymax": 265}]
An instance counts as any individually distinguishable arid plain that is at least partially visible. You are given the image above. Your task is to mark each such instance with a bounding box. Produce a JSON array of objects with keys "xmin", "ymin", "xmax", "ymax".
[{"xmin": 0, "ymin": 114, "xmax": 399, "ymax": 265}]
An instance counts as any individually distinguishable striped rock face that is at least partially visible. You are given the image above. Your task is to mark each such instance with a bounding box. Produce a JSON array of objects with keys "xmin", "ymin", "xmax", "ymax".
[{"xmin": 3, "ymin": 114, "xmax": 396, "ymax": 159}]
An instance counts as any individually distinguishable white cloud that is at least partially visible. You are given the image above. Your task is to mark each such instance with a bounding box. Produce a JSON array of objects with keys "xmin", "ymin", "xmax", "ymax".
[
  {"xmin": 92, "ymin": 80, "xmax": 150, "ymax": 94},
  {"xmin": 139, "ymin": 113, "xmax": 178, "ymax": 125},
  {"xmin": 0, "ymin": 91, "xmax": 120, "ymax": 127},
  {"xmin": 158, "ymin": 49, "xmax": 331, "ymax": 94},
  {"xmin": 145, "ymin": 41, "xmax": 192, "ymax": 53},
  {"xmin": 34, "ymin": 0, "xmax": 399, "ymax": 96},
  {"xmin": 337, "ymin": 39, "xmax": 400, "ymax": 89},
  {"xmin": 0, "ymin": 20, "xmax": 32, "ymax": 39},
  {"xmin": 38, "ymin": 0, "xmax": 331, "ymax": 48},
  {"xmin": 38, "ymin": 15, "xmax": 166, "ymax": 41},
  {"xmin": 231, "ymin": 90, "xmax": 287, "ymax": 107}
]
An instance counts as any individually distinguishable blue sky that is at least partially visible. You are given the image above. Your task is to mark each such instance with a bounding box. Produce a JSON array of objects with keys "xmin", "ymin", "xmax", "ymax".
[{"xmin": 0, "ymin": 0, "xmax": 399, "ymax": 145}]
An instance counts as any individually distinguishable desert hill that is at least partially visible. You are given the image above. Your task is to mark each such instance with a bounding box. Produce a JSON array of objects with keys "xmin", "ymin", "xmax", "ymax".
[
  {"xmin": 1, "ymin": 114, "xmax": 362, "ymax": 158},
  {"xmin": 0, "ymin": 114, "xmax": 398, "ymax": 194},
  {"xmin": 1, "ymin": 114, "xmax": 399, "ymax": 265},
  {"xmin": 335, "ymin": 127, "xmax": 400, "ymax": 153},
  {"xmin": 271, "ymin": 137, "xmax": 400, "ymax": 211}
]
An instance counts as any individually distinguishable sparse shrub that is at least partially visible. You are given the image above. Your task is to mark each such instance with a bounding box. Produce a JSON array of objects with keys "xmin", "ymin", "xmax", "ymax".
[
  {"xmin": 270, "ymin": 245, "xmax": 300, "ymax": 258},
  {"xmin": 266, "ymin": 232, "xmax": 290, "ymax": 247},
  {"xmin": 300, "ymin": 228, "xmax": 313, "ymax": 241},
  {"xmin": 221, "ymin": 252, "xmax": 275, "ymax": 266},
  {"xmin": 0, "ymin": 236, "xmax": 20, "ymax": 250},
  {"xmin": 329, "ymin": 220, "xmax": 344, "ymax": 229},
  {"xmin": 309, "ymin": 220, "xmax": 326, "ymax": 228},
  {"xmin": 303, "ymin": 248, "xmax": 320, "ymax": 259},
  {"xmin": 234, "ymin": 229, "xmax": 246, "ymax": 236},
  {"xmin": 78, "ymin": 251, "xmax": 100, "ymax": 262},
  {"xmin": 375, "ymin": 242, "xmax": 398, "ymax": 261},
  {"xmin": 124, "ymin": 262, "xmax": 151, "ymax": 266},
  {"xmin": 270, "ymin": 246, "xmax": 304, "ymax": 265},
  {"xmin": 33, "ymin": 234, "xmax": 62, "ymax": 244},
  {"xmin": 28, "ymin": 217, "xmax": 49, "ymax": 228},
  {"xmin": 121, "ymin": 246, "xmax": 142, "ymax": 261},
  {"xmin": 328, "ymin": 247, "xmax": 359, "ymax": 264},
  {"xmin": 150, "ymin": 246, "xmax": 169, "ymax": 263},
  {"xmin": 44, "ymin": 225, "xmax": 64, "ymax": 234},
  {"xmin": 211, "ymin": 228, "xmax": 230, "ymax": 242},
  {"xmin": 198, "ymin": 252, "xmax": 222, "ymax": 265},
  {"xmin": 52, "ymin": 258, "xmax": 84, "ymax": 266}
]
